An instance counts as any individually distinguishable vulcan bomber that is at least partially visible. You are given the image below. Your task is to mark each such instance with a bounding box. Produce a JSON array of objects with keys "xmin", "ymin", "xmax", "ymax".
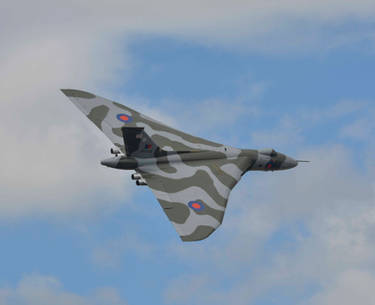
[{"xmin": 61, "ymin": 89, "xmax": 305, "ymax": 242}]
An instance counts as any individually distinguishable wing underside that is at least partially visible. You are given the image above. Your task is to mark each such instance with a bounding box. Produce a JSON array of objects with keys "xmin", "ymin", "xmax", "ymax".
[
  {"xmin": 61, "ymin": 89, "xmax": 223, "ymax": 154},
  {"xmin": 138, "ymin": 157, "xmax": 250, "ymax": 241}
]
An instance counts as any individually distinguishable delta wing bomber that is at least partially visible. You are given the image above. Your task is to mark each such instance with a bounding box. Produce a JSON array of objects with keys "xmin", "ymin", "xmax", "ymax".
[{"xmin": 61, "ymin": 89, "xmax": 306, "ymax": 242}]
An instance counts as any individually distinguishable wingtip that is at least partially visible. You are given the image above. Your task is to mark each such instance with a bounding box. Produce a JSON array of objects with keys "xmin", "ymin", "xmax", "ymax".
[
  {"xmin": 180, "ymin": 226, "xmax": 216, "ymax": 242},
  {"xmin": 60, "ymin": 89, "xmax": 96, "ymax": 99}
]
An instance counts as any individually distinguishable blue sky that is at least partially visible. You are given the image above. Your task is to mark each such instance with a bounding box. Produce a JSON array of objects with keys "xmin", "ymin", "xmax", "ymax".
[{"xmin": 1, "ymin": 2, "xmax": 375, "ymax": 305}]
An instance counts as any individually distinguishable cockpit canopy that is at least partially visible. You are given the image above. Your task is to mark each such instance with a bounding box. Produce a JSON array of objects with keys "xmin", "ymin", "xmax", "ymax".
[{"xmin": 259, "ymin": 148, "xmax": 277, "ymax": 157}]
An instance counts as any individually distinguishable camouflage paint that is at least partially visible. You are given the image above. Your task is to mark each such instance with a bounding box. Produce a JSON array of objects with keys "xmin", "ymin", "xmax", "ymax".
[{"xmin": 61, "ymin": 89, "xmax": 298, "ymax": 241}]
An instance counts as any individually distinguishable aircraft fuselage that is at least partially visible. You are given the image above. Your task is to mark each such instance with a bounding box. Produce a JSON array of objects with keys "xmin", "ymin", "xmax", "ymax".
[{"xmin": 101, "ymin": 148, "xmax": 297, "ymax": 172}]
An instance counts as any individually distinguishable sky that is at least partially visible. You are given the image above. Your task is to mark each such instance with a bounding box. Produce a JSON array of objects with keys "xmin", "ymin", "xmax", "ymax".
[{"xmin": 0, "ymin": 1, "xmax": 375, "ymax": 304}]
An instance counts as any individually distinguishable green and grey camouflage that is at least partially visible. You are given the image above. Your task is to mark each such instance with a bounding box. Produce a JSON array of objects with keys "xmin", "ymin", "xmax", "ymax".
[{"xmin": 61, "ymin": 89, "xmax": 301, "ymax": 242}]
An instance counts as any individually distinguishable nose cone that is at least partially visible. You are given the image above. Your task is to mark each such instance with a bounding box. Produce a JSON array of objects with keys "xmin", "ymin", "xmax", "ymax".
[
  {"xmin": 100, "ymin": 156, "xmax": 120, "ymax": 168},
  {"xmin": 281, "ymin": 156, "xmax": 298, "ymax": 170}
]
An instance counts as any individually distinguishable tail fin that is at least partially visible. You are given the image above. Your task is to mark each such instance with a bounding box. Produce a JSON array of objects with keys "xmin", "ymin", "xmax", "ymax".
[{"xmin": 122, "ymin": 127, "xmax": 166, "ymax": 158}]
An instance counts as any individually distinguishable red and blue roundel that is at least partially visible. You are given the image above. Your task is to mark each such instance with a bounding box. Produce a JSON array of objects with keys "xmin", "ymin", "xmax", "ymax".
[
  {"xmin": 265, "ymin": 160, "xmax": 275, "ymax": 170},
  {"xmin": 188, "ymin": 200, "xmax": 205, "ymax": 211},
  {"xmin": 117, "ymin": 113, "xmax": 133, "ymax": 123}
]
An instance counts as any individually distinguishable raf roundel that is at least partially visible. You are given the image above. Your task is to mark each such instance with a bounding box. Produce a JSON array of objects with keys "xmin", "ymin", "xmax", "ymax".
[
  {"xmin": 188, "ymin": 200, "xmax": 205, "ymax": 212},
  {"xmin": 117, "ymin": 113, "xmax": 133, "ymax": 123}
]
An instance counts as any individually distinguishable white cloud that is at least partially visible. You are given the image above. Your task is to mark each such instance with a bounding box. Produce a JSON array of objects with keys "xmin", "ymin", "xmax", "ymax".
[
  {"xmin": 0, "ymin": 274, "xmax": 128, "ymax": 305},
  {"xmin": 0, "ymin": 16, "xmax": 132, "ymax": 218}
]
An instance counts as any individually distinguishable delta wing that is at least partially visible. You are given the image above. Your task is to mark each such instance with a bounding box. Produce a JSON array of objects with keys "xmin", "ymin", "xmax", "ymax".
[{"xmin": 61, "ymin": 89, "xmax": 223, "ymax": 154}]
